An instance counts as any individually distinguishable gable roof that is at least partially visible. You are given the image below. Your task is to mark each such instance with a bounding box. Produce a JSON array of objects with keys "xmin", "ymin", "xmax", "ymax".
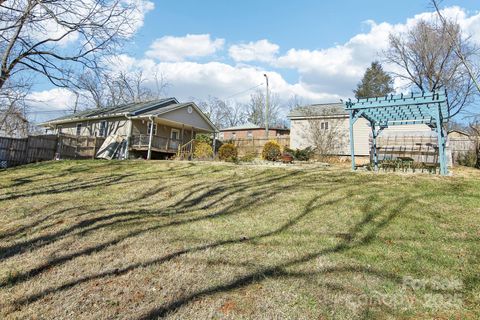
[
  {"xmin": 288, "ymin": 102, "xmax": 347, "ymax": 119},
  {"xmin": 41, "ymin": 97, "xmax": 218, "ymax": 132},
  {"xmin": 42, "ymin": 98, "xmax": 179, "ymax": 124}
]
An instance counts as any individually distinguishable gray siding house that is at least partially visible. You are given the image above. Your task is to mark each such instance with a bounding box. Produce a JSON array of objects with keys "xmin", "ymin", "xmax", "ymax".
[
  {"xmin": 41, "ymin": 98, "xmax": 217, "ymax": 159},
  {"xmin": 288, "ymin": 103, "xmax": 432, "ymax": 157}
]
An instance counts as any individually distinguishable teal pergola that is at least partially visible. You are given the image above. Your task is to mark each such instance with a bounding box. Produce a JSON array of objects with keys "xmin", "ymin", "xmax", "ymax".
[{"xmin": 344, "ymin": 90, "xmax": 449, "ymax": 176}]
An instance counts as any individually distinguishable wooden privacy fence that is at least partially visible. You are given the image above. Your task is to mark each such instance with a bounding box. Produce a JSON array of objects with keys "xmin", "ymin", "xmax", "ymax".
[
  {"xmin": 230, "ymin": 136, "xmax": 290, "ymax": 156},
  {"xmin": 449, "ymin": 137, "xmax": 477, "ymax": 165},
  {"xmin": 0, "ymin": 134, "xmax": 106, "ymax": 168}
]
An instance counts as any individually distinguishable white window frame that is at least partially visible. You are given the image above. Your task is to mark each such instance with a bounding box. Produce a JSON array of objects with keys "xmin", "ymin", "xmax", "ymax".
[
  {"xmin": 76, "ymin": 123, "xmax": 82, "ymax": 136},
  {"xmin": 147, "ymin": 122, "xmax": 157, "ymax": 135},
  {"xmin": 247, "ymin": 130, "xmax": 253, "ymax": 138},
  {"xmin": 321, "ymin": 122, "xmax": 329, "ymax": 130},
  {"xmin": 170, "ymin": 128, "xmax": 180, "ymax": 140},
  {"xmin": 99, "ymin": 120, "xmax": 107, "ymax": 137}
]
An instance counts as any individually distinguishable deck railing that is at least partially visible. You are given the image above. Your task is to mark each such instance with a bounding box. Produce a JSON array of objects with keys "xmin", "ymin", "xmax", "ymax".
[{"xmin": 130, "ymin": 134, "xmax": 181, "ymax": 152}]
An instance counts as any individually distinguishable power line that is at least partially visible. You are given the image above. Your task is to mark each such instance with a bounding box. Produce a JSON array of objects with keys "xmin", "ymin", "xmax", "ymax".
[{"xmin": 222, "ymin": 83, "xmax": 264, "ymax": 101}]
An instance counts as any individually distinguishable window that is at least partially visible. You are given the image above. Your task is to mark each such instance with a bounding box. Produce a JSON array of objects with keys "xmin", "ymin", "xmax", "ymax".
[
  {"xmin": 218, "ymin": 132, "xmax": 224, "ymax": 140},
  {"xmin": 76, "ymin": 123, "xmax": 82, "ymax": 136},
  {"xmin": 147, "ymin": 122, "xmax": 157, "ymax": 135},
  {"xmin": 57, "ymin": 125, "xmax": 63, "ymax": 134},
  {"xmin": 99, "ymin": 121, "xmax": 107, "ymax": 137},
  {"xmin": 247, "ymin": 131, "xmax": 253, "ymax": 138},
  {"xmin": 231, "ymin": 132, "xmax": 236, "ymax": 140},
  {"xmin": 321, "ymin": 122, "xmax": 329, "ymax": 130},
  {"xmin": 170, "ymin": 128, "xmax": 180, "ymax": 140}
]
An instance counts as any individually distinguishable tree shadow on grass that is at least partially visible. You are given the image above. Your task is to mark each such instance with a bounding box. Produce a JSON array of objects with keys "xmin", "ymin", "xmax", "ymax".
[
  {"xmin": 0, "ymin": 170, "xmax": 305, "ymax": 289},
  {"xmin": 134, "ymin": 194, "xmax": 414, "ymax": 319}
]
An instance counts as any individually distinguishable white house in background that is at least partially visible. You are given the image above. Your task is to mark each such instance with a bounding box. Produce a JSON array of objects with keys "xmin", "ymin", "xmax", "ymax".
[{"xmin": 288, "ymin": 103, "xmax": 433, "ymax": 157}]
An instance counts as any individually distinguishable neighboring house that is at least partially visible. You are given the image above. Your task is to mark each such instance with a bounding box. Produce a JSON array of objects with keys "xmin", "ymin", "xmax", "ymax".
[
  {"xmin": 219, "ymin": 122, "xmax": 290, "ymax": 140},
  {"xmin": 447, "ymin": 130, "xmax": 478, "ymax": 165},
  {"xmin": 0, "ymin": 111, "xmax": 29, "ymax": 138},
  {"xmin": 288, "ymin": 103, "xmax": 433, "ymax": 157},
  {"xmin": 40, "ymin": 98, "xmax": 217, "ymax": 159}
]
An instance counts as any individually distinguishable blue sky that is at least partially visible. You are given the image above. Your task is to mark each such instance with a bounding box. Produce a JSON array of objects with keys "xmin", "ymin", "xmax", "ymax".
[{"xmin": 28, "ymin": 0, "xmax": 480, "ymax": 123}]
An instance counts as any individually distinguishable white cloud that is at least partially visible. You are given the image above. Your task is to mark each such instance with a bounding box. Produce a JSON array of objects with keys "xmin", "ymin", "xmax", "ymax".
[
  {"xmin": 27, "ymin": 88, "xmax": 77, "ymax": 111},
  {"xmin": 30, "ymin": 5, "xmax": 480, "ymax": 122},
  {"xmin": 229, "ymin": 39, "xmax": 280, "ymax": 62},
  {"xmin": 146, "ymin": 34, "xmax": 225, "ymax": 62}
]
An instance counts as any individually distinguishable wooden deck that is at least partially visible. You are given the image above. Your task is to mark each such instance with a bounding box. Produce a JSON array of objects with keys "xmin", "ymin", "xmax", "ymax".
[{"xmin": 130, "ymin": 135, "xmax": 181, "ymax": 154}]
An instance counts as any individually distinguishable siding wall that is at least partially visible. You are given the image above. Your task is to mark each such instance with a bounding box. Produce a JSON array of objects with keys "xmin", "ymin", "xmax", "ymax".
[
  {"xmin": 160, "ymin": 107, "xmax": 213, "ymax": 131},
  {"xmin": 290, "ymin": 116, "xmax": 432, "ymax": 156},
  {"xmin": 55, "ymin": 117, "xmax": 130, "ymax": 137}
]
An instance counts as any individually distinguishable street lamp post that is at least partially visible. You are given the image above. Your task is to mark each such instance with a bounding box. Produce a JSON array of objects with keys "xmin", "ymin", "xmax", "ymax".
[{"xmin": 263, "ymin": 73, "xmax": 269, "ymax": 138}]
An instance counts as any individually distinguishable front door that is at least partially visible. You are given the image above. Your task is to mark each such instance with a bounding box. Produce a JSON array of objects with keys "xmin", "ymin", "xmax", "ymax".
[{"xmin": 170, "ymin": 129, "xmax": 180, "ymax": 150}]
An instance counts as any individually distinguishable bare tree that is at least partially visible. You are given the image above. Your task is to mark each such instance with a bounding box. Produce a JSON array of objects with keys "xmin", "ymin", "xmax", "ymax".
[
  {"xmin": 246, "ymin": 89, "xmax": 281, "ymax": 127},
  {"xmin": 467, "ymin": 119, "xmax": 480, "ymax": 168},
  {"xmin": 301, "ymin": 108, "xmax": 347, "ymax": 157},
  {"xmin": 431, "ymin": 0, "xmax": 480, "ymax": 94},
  {"xmin": 385, "ymin": 19, "xmax": 479, "ymax": 117},
  {"xmin": 0, "ymin": 0, "xmax": 143, "ymax": 91},
  {"xmin": 0, "ymin": 83, "xmax": 29, "ymax": 137},
  {"xmin": 72, "ymin": 69, "xmax": 168, "ymax": 110},
  {"xmin": 197, "ymin": 96, "xmax": 246, "ymax": 129}
]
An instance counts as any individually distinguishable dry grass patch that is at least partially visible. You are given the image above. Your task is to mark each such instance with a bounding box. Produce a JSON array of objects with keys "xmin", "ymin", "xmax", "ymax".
[{"xmin": 0, "ymin": 160, "xmax": 479, "ymax": 319}]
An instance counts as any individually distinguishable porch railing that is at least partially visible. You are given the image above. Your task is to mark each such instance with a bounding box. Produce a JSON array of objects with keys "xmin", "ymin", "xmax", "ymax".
[{"xmin": 130, "ymin": 134, "xmax": 181, "ymax": 152}]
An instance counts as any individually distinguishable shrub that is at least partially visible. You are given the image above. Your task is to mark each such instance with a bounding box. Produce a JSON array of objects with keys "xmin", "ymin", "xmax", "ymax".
[
  {"xmin": 240, "ymin": 151, "xmax": 257, "ymax": 162},
  {"xmin": 262, "ymin": 140, "xmax": 281, "ymax": 161},
  {"xmin": 193, "ymin": 141, "xmax": 213, "ymax": 160},
  {"xmin": 457, "ymin": 151, "xmax": 478, "ymax": 168},
  {"xmin": 218, "ymin": 143, "xmax": 238, "ymax": 162},
  {"xmin": 283, "ymin": 146, "xmax": 314, "ymax": 161},
  {"xmin": 195, "ymin": 133, "xmax": 211, "ymax": 144},
  {"xmin": 294, "ymin": 146, "xmax": 315, "ymax": 161}
]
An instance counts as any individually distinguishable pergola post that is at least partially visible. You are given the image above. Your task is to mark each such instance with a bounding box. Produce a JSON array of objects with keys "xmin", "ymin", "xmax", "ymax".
[
  {"xmin": 371, "ymin": 122, "xmax": 378, "ymax": 172},
  {"xmin": 434, "ymin": 107, "xmax": 448, "ymax": 176},
  {"xmin": 348, "ymin": 110, "xmax": 356, "ymax": 171}
]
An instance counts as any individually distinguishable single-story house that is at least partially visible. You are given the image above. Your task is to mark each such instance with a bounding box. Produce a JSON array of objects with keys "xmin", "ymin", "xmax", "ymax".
[
  {"xmin": 288, "ymin": 102, "xmax": 434, "ymax": 158},
  {"xmin": 41, "ymin": 98, "xmax": 217, "ymax": 159},
  {"xmin": 219, "ymin": 122, "xmax": 290, "ymax": 140}
]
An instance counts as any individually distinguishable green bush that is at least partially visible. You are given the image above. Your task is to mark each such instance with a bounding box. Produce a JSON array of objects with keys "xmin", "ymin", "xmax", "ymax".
[
  {"xmin": 283, "ymin": 146, "xmax": 314, "ymax": 161},
  {"xmin": 457, "ymin": 151, "xmax": 478, "ymax": 168},
  {"xmin": 218, "ymin": 143, "xmax": 238, "ymax": 162},
  {"xmin": 193, "ymin": 141, "xmax": 213, "ymax": 160},
  {"xmin": 195, "ymin": 133, "xmax": 211, "ymax": 144},
  {"xmin": 240, "ymin": 151, "xmax": 257, "ymax": 162},
  {"xmin": 262, "ymin": 140, "xmax": 281, "ymax": 161}
]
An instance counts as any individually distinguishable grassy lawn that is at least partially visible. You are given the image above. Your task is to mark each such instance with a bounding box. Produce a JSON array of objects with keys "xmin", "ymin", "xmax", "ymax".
[{"xmin": 0, "ymin": 160, "xmax": 479, "ymax": 319}]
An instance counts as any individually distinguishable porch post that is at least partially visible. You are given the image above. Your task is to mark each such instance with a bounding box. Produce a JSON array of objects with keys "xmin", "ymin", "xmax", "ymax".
[
  {"xmin": 212, "ymin": 131, "xmax": 216, "ymax": 156},
  {"xmin": 371, "ymin": 122, "xmax": 378, "ymax": 172},
  {"xmin": 147, "ymin": 117, "xmax": 154, "ymax": 160},
  {"xmin": 349, "ymin": 110, "xmax": 356, "ymax": 171},
  {"xmin": 434, "ymin": 107, "xmax": 447, "ymax": 176},
  {"xmin": 125, "ymin": 118, "xmax": 133, "ymax": 159}
]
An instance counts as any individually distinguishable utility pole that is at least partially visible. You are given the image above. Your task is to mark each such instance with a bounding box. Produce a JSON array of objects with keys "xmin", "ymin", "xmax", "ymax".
[{"xmin": 263, "ymin": 73, "xmax": 269, "ymax": 138}]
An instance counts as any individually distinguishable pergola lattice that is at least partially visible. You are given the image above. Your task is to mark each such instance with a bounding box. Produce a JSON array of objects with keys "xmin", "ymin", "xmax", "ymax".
[{"xmin": 344, "ymin": 90, "xmax": 449, "ymax": 175}]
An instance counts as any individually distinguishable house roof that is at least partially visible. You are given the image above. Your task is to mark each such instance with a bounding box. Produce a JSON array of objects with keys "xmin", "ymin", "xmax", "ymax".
[
  {"xmin": 41, "ymin": 97, "xmax": 218, "ymax": 132},
  {"xmin": 288, "ymin": 102, "xmax": 347, "ymax": 119},
  {"xmin": 221, "ymin": 121, "xmax": 289, "ymax": 131},
  {"xmin": 42, "ymin": 98, "xmax": 180, "ymax": 124},
  {"xmin": 447, "ymin": 129, "xmax": 470, "ymax": 137}
]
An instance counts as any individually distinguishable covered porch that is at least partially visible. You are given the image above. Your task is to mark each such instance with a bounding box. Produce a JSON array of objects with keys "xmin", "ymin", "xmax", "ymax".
[{"xmin": 128, "ymin": 116, "xmax": 213, "ymax": 158}]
